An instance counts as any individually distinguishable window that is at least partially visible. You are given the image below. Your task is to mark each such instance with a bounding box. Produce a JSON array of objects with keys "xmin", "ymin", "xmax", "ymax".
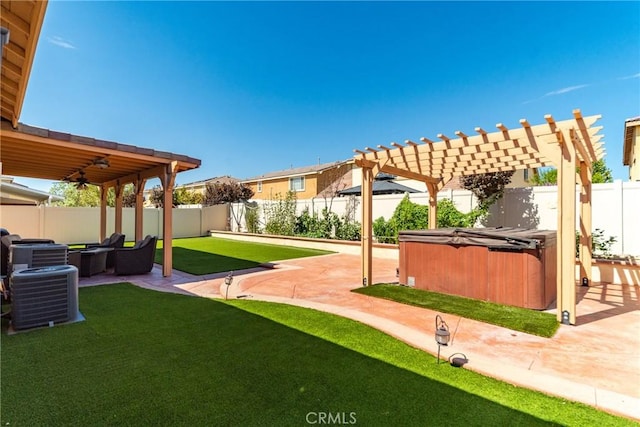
[
  {"xmin": 257, "ymin": 181, "xmax": 262, "ymax": 193},
  {"xmin": 289, "ymin": 176, "xmax": 305, "ymax": 192}
]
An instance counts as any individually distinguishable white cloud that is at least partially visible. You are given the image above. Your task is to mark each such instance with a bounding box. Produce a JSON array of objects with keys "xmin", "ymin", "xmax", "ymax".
[
  {"xmin": 47, "ymin": 36, "xmax": 76, "ymax": 49},
  {"xmin": 543, "ymin": 84, "xmax": 589, "ymax": 97},
  {"xmin": 619, "ymin": 72, "xmax": 640, "ymax": 80}
]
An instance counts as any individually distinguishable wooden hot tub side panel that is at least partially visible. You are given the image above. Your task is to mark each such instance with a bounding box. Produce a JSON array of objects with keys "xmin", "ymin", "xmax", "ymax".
[
  {"xmin": 487, "ymin": 250, "xmax": 528, "ymax": 308},
  {"xmin": 403, "ymin": 242, "xmax": 489, "ymax": 300},
  {"xmin": 525, "ymin": 250, "xmax": 544, "ymax": 309}
]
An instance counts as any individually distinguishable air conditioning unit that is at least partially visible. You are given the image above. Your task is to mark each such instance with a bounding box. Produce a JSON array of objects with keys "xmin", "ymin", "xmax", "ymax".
[
  {"xmin": 10, "ymin": 265, "xmax": 79, "ymax": 330},
  {"xmin": 9, "ymin": 243, "xmax": 68, "ymax": 272}
]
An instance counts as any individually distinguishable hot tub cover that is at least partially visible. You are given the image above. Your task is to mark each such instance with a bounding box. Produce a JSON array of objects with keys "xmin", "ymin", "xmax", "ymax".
[{"xmin": 398, "ymin": 227, "xmax": 556, "ymax": 250}]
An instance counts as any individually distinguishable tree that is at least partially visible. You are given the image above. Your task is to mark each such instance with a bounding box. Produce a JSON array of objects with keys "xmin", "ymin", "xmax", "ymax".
[
  {"xmin": 148, "ymin": 185, "xmax": 184, "ymax": 208},
  {"xmin": 50, "ymin": 182, "xmax": 104, "ymax": 207},
  {"xmin": 460, "ymin": 171, "xmax": 515, "ymax": 209},
  {"xmin": 530, "ymin": 159, "xmax": 613, "ymax": 186},
  {"xmin": 202, "ymin": 182, "xmax": 254, "ymax": 206},
  {"xmin": 529, "ymin": 168, "xmax": 557, "ymax": 186},
  {"xmin": 174, "ymin": 187, "xmax": 203, "ymax": 205},
  {"xmin": 591, "ymin": 159, "xmax": 613, "ymax": 183},
  {"xmin": 51, "ymin": 183, "xmax": 138, "ymax": 207},
  {"xmin": 203, "ymin": 182, "xmax": 255, "ymax": 231}
]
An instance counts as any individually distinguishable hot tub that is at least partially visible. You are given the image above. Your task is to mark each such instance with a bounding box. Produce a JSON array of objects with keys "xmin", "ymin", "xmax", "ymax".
[{"xmin": 398, "ymin": 228, "xmax": 556, "ymax": 309}]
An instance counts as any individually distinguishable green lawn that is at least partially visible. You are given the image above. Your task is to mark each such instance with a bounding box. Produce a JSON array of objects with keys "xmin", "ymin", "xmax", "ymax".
[
  {"xmin": 152, "ymin": 236, "xmax": 332, "ymax": 275},
  {"xmin": 1, "ymin": 284, "xmax": 631, "ymax": 426},
  {"xmin": 353, "ymin": 284, "xmax": 559, "ymax": 338}
]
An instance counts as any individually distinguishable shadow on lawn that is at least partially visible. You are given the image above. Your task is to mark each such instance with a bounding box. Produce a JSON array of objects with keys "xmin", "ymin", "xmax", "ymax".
[
  {"xmin": 154, "ymin": 246, "xmax": 264, "ymax": 275},
  {"xmin": 0, "ymin": 283, "xmax": 579, "ymax": 426}
]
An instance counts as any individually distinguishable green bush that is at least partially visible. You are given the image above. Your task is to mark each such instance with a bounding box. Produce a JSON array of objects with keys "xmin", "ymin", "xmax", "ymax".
[
  {"xmin": 393, "ymin": 194, "xmax": 428, "ymax": 232},
  {"xmin": 576, "ymin": 228, "xmax": 617, "ymax": 258},
  {"xmin": 373, "ymin": 196, "xmax": 488, "ymax": 243},
  {"xmin": 437, "ymin": 199, "xmax": 486, "ymax": 228},
  {"xmin": 373, "ymin": 216, "xmax": 398, "ymax": 244},
  {"xmin": 264, "ymin": 192, "xmax": 297, "ymax": 236},
  {"xmin": 245, "ymin": 204, "xmax": 261, "ymax": 234},
  {"xmin": 295, "ymin": 207, "xmax": 361, "ymax": 241}
]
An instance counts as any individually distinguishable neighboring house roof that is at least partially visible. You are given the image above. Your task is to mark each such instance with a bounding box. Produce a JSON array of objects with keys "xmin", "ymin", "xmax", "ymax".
[
  {"xmin": 623, "ymin": 116, "xmax": 640, "ymax": 166},
  {"xmin": 339, "ymin": 180, "xmax": 420, "ymax": 196},
  {"xmin": 178, "ymin": 175, "xmax": 239, "ymax": 188},
  {"xmin": 0, "ymin": 176, "xmax": 64, "ymax": 205},
  {"xmin": 241, "ymin": 159, "xmax": 352, "ymax": 182}
]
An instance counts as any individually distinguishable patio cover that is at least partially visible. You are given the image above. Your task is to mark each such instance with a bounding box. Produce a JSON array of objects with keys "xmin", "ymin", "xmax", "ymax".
[
  {"xmin": 353, "ymin": 110, "xmax": 605, "ymax": 325},
  {"xmin": 0, "ymin": 0, "xmax": 202, "ymax": 277}
]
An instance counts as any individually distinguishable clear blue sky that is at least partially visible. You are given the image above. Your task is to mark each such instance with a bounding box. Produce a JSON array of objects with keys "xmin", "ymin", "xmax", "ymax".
[{"xmin": 16, "ymin": 1, "xmax": 640, "ymax": 192}]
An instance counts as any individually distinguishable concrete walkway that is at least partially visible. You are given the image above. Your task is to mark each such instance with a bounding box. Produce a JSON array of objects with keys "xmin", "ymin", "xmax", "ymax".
[{"xmin": 81, "ymin": 253, "xmax": 640, "ymax": 421}]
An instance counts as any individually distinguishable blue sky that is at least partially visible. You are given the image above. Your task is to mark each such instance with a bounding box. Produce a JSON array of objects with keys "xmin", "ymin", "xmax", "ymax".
[{"xmin": 16, "ymin": 1, "xmax": 640, "ymax": 191}]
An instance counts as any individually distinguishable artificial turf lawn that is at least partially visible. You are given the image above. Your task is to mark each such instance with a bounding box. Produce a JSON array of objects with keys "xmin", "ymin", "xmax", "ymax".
[
  {"xmin": 352, "ymin": 284, "xmax": 559, "ymax": 338},
  {"xmin": 152, "ymin": 236, "xmax": 333, "ymax": 275},
  {"xmin": 1, "ymin": 284, "xmax": 632, "ymax": 426}
]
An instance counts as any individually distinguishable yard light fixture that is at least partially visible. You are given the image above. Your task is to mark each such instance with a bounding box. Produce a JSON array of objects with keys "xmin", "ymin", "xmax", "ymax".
[
  {"xmin": 224, "ymin": 272, "xmax": 233, "ymax": 300},
  {"xmin": 434, "ymin": 314, "xmax": 450, "ymax": 364}
]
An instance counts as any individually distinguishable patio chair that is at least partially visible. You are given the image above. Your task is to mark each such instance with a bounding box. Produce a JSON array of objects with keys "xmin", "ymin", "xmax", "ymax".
[
  {"xmin": 85, "ymin": 233, "xmax": 125, "ymax": 268},
  {"xmin": 113, "ymin": 235, "xmax": 158, "ymax": 276}
]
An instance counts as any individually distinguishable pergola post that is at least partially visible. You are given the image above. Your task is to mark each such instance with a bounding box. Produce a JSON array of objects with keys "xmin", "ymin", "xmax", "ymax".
[
  {"xmin": 114, "ymin": 181, "xmax": 124, "ymax": 234},
  {"xmin": 161, "ymin": 162, "xmax": 178, "ymax": 277},
  {"xmin": 134, "ymin": 176, "xmax": 146, "ymax": 241},
  {"xmin": 426, "ymin": 182, "xmax": 438, "ymax": 229},
  {"xmin": 99, "ymin": 185, "xmax": 108, "ymax": 241},
  {"xmin": 556, "ymin": 129, "xmax": 578, "ymax": 325},
  {"xmin": 579, "ymin": 161, "xmax": 593, "ymax": 286},
  {"xmin": 361, "ymin": 165, "xmax": 374, "ymax": 286}
]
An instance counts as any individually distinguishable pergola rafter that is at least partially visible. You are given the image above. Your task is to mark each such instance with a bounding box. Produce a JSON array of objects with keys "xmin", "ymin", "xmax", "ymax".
[{"xmin": 353, "ymin": 109, "xmax": 605, "ymax": 325}]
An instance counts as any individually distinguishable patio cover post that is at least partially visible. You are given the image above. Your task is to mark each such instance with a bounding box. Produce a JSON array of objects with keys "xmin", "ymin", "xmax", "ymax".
[
  {"xmin": 99, "ymin": 185, "xmax": 108, "ymax": 241},
  {"xmin": 361, "ymin": 165, "xmax": 374, "ymax": 286},
  {"xmin": 134, "ymin": 176, "xmax": 146, "ymax": 241},
  {"xmin": 579, "ymin": 161, "xmax": 593, "ymax": 285},
  {"xmin": 114, "ymin": 181, "xmax": 124, "ymax": 234},
  {"xmin": 556, "ymin": 129, "xmax": 578, "ymax": 325},
  {"xmin": 161, "ymin": 162, "xmax": 178, "ymax": 277}
]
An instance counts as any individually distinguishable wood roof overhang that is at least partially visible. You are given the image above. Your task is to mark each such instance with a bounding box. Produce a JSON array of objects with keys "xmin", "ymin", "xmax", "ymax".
[
  {"xmin": 0, "ymin": 121, "xmax": 201, "ymax": 187},
  {"xmin": 623, "ymin": 117, "xmax": 640, "ymax": 166},
  {"xmin": 353, "ymin": 110, "xmax": 605, "ymax": 184},
  {"xmin": 1, "ymin": 0, "xmax": 47, "ymax": 128}
]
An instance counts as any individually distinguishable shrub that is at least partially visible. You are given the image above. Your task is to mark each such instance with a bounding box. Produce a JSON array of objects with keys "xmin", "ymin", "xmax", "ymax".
[
  {"xmin": 245, "ymin": 204, "xmax": 261, "ymax": 234},
  {"xmin": 393, "ymin": 194, "xmax": 428, "ymax": 232},
  {"xmin": 437, "ymin": 199, "xmax": 486, "ymax": 228},
  {"xmin": 373, "ymin": 216, "xmax": 398, "ymax": 244},
  {"xmin": 295, "ymin": 207, "xmax": 360, "ymax": 241},
  {"xmin": 264, "ymin": 192, "xmax": 297, "ymax": 236},
  {"xmin": 576, "ymin": 228, "xmax": 617, "ymax": 258}
]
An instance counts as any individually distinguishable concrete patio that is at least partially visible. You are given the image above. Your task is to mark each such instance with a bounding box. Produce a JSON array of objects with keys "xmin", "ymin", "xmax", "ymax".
[{"xmin": 80, "ymin": 253, "xmax": 640, "ymax": 421}]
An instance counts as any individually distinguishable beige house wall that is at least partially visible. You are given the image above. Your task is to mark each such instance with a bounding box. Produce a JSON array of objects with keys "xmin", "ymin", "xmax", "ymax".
[
  {"xmin": 248, "ymin": 175, "xmax": 319, "ymax": 200},
  {"xmin": 629, "ymin": 125, "xmax": 640, "ymax": 181}
]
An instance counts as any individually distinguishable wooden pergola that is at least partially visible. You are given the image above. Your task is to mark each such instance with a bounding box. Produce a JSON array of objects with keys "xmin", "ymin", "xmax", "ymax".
[
  {"xmin": 354, "ymin": 110, "xmax": 605, "ymax": 325},
  {"xmin": 1, "ymin": 0, "xmax": 201, "ymax": 277}
]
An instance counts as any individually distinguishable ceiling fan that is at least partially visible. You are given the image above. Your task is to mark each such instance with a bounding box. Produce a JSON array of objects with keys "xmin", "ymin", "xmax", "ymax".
[{"xmin": 65, "ymin": 170, "xmax": 90, "ymax": 189}]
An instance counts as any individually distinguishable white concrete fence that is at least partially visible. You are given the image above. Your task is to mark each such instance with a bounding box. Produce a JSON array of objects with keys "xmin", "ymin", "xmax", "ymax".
[
  {"xmin": 1, "ymin": 180, "xmax": 638, "ymax": 256},
  {"xmin": 0, "ymin": 204, "xmax": 228, "ymax": 244}
]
